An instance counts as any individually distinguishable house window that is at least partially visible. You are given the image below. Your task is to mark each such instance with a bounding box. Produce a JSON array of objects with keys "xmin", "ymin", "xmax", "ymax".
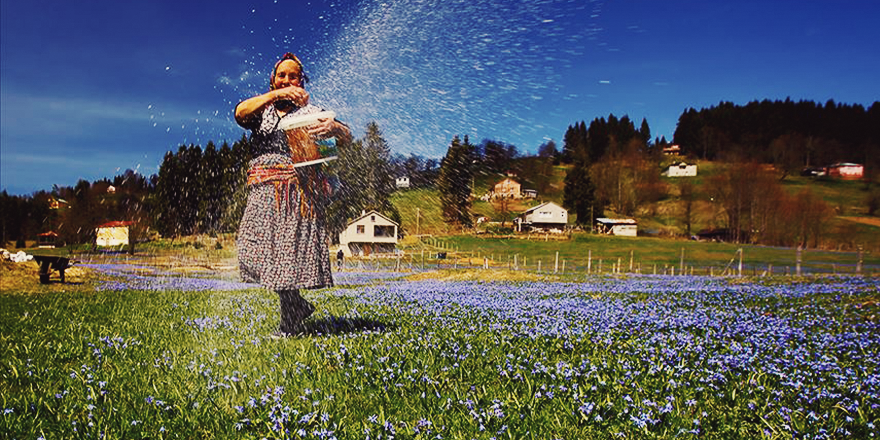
[
  {"xmin": 371, "ymin": 215, "xmax": 376, "ymax": 222},
  {"xmin": 356, "ymin": 225, "xmax": 365, "ymax": 234},
  {"xmin": 374, "ymin": 225, "xmax": 395, "ymax": 238}
]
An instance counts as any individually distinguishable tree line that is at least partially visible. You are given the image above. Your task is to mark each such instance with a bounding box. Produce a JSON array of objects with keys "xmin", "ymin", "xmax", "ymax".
[
  {"xmin": 1, "ymin": 171, "xmax": 156, "ymax": 248},
  {"xmin": 3, "ymin": 99, "xmax": 877, "ymax": 250},
  {"xmin": 0, "ymin": 122, "xmax": 440, "ymax": 247},
  {"xmin": 674, "ymin": 99, "xmax": 880, "ymax": 179}
]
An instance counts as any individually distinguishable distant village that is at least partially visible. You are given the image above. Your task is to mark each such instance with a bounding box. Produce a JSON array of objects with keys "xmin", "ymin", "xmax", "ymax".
[{"xmin": 14, "ymin": 143, "xmax": 870, "ymax": 259}]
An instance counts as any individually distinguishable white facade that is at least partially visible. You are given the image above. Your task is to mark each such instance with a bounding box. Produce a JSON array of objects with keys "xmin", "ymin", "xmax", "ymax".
[
  {"xmin": 96, "ymin": 225, "xmax": 130, "ymax": 246},
  {"xmin": 521, "ymin": 202, "xmax": 568, "ymax": 230},
  {"xmin": 666, "ymin": 162, "xmax": 697, "ymax": 177},
  {"xmin": 596, "ymin": 218, "xmax": 638, "ymax": 237},
  {"xmin": 338, "ymin": 210, "xmax": 399, "ymax": 256},
  {"xmin": 494, "ymin": 178, "xmax": 522, "ymax": 199},
  {"xmin": 396, "ymin": 176, "xmax": 411, "ymax": 188}
]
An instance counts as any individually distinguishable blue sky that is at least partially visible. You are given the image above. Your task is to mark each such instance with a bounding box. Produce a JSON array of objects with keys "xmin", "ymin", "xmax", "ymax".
[{"xmin": 2, "ymin": 0, "xmax": 879, "ymax": 195}]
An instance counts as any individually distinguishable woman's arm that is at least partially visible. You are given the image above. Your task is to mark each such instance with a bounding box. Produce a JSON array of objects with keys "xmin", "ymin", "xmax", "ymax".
[{"xmin": 234, "ymin": 86, "xmax": 310, "ymax": 127}]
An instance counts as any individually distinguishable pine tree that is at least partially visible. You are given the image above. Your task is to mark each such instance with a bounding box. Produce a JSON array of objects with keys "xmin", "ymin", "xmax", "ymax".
[
  {"xmin": 562, "ymin": 159, "xmax": 603, "ymax": 227},
  {"xmin": 437, "ymin": 136, "xmax": 474, "ymax": 228}
]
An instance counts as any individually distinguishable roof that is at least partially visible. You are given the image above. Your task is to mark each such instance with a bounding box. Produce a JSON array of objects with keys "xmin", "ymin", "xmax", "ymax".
[
  {"xmin": 828, "ymin": 162, "xmax": 862, "ymax": 167},
  {"xmin": 38, "ymin": 231, "xmax": 59, "ymax": 237},
  {"xmin": 346, "ymin": 210, "xmax": 399, "ymax": 227},
  {"xmin": 96, "ymin": 221, "xmax": 134, "ymax": 228},
  {"xmin": 596, "ymin": 218, "xmax": 637, "ymax": 225},
  {"xmin": 522, "ymin": 201, "xmax": 564, "ymax": 215}
]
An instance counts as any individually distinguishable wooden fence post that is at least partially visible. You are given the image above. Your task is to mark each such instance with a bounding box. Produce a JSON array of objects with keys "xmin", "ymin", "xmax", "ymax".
[
  {"xmin": 555, "ymin": 251, "xmax": 559, "ymax": 273},
  {"xmin": 738, "ymin": 248, "xmax": 743, "ymax": 277},
  {"xmin": 587, "ymin": 250, "xmax": 592, "ymax": 274},
  {"xmin": 857, "ymin": 246, "xmax": 863, "ymax": 275},
  {"xmin": 796, "ymin": 246, "xmax": 802, "ymax": 276},
  {"xmin": 680, "ymin": 248, "xmax": 685, "ymax": 274}
]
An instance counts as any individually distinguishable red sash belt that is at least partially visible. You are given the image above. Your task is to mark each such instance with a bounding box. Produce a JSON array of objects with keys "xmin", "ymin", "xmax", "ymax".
[{"xmin": 247, "ymin": 164, "xmax": 327, "ymax": 216}]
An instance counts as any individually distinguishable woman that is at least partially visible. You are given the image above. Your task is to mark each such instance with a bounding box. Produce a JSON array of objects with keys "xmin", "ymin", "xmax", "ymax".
[{"xmin": 234, "ymin": 53, "xmax": 351, "ymax": 336}]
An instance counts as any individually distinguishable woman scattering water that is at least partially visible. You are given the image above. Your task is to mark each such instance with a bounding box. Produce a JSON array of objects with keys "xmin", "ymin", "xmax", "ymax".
[{"xmin": 234, "ymin": 53, "xmax": 351, "ymax": 337}]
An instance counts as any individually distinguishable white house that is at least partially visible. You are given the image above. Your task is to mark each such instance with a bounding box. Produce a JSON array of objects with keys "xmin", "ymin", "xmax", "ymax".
[
  {"xmin": 396, "ymin": 176, "xmax": 411, "ymax": 188},
  {"xmin": 338, "ymin": 210, "xmax": 399, "ymax": 256},
  {"xmin": 666, "ymin": 162, "xmax": 697, "ymax": 177},
  {"xmin": 520, "ymin": 201, "xmax": 568, "ymax": 231},
  {"xmin": 96, "ymin": 221, "xmax": 133, "ymax": 247},
  {"xmin": 595, "ymin": 218, "xmax": 638, "ymax": 237},
  {"xmin": 494, "ymin": 178, "xmax": 522, "ymax": 199}
]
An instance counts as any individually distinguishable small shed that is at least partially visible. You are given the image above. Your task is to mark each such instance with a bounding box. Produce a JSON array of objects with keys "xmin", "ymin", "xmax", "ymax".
[
  {"xmin": 826, "ymin": 163, "xmax": 863, "ymax": 180},
  {"xmin": 396, "ymin": 176, "xmax": 411, "ymax": 188},
  {"xmin": 96, "ymin": 221, "xmax": 133, "ymax": 247},
  {"xmin": 338, "ymin": 210, "xmax": 399, "ymax": 257},
  {"xmin": 37, "ymin": 231, "xmax": 59, "ymax": 248},
  {"xmin": 666, "ymin": 162, "xmax": 697, "ymax": 177},
  {"xmin": 596, "ymin": 218, "xmax": 638, "ymax": 237},
  {"xmin": 520, "ymin": 201, "xmax": 568, "ymax": 231},
  {"xmin": 522, "ymin": 189, "xmax": 538, "ymax": 199},
  {"xmin": 494, "ymin": 178, "xmax": 522, "ymax": 199}
]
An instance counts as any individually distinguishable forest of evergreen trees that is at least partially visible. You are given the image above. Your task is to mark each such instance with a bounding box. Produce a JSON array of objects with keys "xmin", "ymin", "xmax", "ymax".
[{"xmin": 673, "ymin": 99, "xmax": 880, "ymax": 179}]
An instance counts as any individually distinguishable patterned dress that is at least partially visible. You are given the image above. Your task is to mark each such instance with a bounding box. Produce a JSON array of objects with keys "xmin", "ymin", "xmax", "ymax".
[{"xmin": 236, "ymin": 104, "xmax": 334, "ymax": 291}]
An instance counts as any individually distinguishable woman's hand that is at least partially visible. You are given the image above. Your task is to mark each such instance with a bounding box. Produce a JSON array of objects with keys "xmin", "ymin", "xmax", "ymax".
[
  {"xmin": 273, "ymin": 86, "xmax": 309, "ymax": 107},
  {"xmin": 307, "ymin": 118, "xmax": 352, "ymax": 144},
  {"xmin": 307, "ymin": 118, "xmax": 336, "ymax": 139}
]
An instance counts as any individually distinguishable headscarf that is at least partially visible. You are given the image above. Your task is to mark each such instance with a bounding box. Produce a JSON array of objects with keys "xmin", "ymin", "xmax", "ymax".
[{"xmin": 270, "ymin": 53, "xmax": 310, "ymax": 90}]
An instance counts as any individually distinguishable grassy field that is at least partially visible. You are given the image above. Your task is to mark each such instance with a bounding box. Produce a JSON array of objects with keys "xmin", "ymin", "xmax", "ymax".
[
  {"xmin": 414, "ymin": 233, "xmax": 880, "ymax": 276},
  {"xmin": 1, "ymin": 259, "xmax": 878, "ymax": 439}
]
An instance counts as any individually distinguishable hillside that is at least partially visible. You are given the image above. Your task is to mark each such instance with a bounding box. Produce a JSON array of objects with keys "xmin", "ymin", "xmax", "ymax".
[{"xmin": 391, "ymin": 158, "xmax": 880, "ymax": 251}]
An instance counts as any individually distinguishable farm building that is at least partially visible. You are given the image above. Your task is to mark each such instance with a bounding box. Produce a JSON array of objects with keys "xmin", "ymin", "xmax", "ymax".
[
  {"xmin": 396, "ymin": 176, "xmax": 410, "ymax": 188},
  {"xmin": 48, "ymin": 197, "xmax": 69, "ymax": 210},
  {"xmin": 826, "ymin": 163, "xmax": 863, "ymax": 180},
  {"xmin": 662, "ymin": 144, "xmax": 682, "ymax": 156},
  {"xmin": 665, "ymin": 162, "xmax": 697, "ymax": 177},
  {"xmin": 338, "ymin": 210, "xmax": 399, "ymax": 257},
  {"xmin": 596, "ymin": 218, "xmax": 638, "ymax": 237},
  {"xmin": 522, "ymin": 189, "xmax": 538, "ymax": 198},
  {"xmin": 96, "ymin": 221, "xmax": 133, "ymax": 247},
  {"xmin": 519, "ymin": 201, "xmax": 568, "ymax": 231},
  {"xmin": 493, "ymin": 178, "xmax": 522, "ymax": 199},
  {"xmin": 37, "ymin": 231, "xmax": 59, "ymax": 248}
]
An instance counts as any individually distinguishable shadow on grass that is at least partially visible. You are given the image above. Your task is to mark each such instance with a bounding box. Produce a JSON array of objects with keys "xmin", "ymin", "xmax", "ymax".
[{"xmin": 302, "ymin": 315, "xmax": 395, "ymax": 337}]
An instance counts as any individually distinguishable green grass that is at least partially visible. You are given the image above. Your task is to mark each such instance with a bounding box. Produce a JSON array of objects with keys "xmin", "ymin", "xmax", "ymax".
[
  {"xmin": 2, "ymin": 271, "xmax": 878, "ymax": 439},
  {"xmin": 421, "ymin": 233, "xmax": 880, "ymax": 275}
]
